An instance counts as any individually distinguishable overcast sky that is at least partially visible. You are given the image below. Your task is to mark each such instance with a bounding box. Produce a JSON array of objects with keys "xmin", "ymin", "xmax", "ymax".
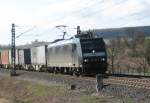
[{"xmin": 0, "ymin": 0, "xmax": 150, "ymax": 45}]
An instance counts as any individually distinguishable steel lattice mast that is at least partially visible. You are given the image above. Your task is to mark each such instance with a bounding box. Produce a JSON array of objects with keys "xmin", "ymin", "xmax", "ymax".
[{"xmin": 11, "ymin": 23, "xmax": 17, "ymax": 76}]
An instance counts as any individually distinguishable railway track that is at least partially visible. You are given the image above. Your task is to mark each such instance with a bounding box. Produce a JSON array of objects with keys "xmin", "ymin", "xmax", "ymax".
[
  {"xmin": 0, "ymin": 68, "xmax": 150, "ymax": 90},
  {"xmin": 61, "ymin": 74, "xmax": 150, "ymax": 90},
  {"xmin": 68, "ymin": 75, "xmax": 150, "ymax": 90},
  {"xmin": 104, "ymin": 77, "xmax": 150, "ymax": 89}
]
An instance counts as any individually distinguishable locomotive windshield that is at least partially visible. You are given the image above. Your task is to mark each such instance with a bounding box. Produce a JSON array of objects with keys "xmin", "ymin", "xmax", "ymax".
[{"xmin": 80, "ymin": 38, "xmax": 105, "ymax": 53}]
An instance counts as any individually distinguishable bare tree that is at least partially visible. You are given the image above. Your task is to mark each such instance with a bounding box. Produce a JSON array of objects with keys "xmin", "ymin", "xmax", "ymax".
[
  {"xmin": 137, "ymin": 43, "xmax": 147, "ymax": 75},
  {"xmin": 126, "ymin": 28, "xmax": 145, "ymax": 57},
  {"xmin": 128, "ymin": 30, "xmax": 148, "ymax": 75},
  {"xmin": 107, "ymin": 38, "xmax": 121, "ymax": 73},
  {"xmin": 145, "ymin": 39, "xmax": 150, "ymax": 65}
]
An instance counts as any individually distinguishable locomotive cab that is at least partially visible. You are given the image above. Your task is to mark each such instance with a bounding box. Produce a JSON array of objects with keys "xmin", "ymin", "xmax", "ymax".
[{"xmin": 80, "ymin": 38, "xmax": 107, "ymax": 75}]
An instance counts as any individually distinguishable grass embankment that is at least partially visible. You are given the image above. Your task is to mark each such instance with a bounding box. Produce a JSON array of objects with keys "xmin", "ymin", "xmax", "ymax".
[{"xmin": 0, "ymin": 76, "xmax": 113, "ymax": 103}]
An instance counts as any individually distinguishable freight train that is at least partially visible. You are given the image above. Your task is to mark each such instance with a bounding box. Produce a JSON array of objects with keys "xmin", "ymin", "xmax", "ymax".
[{"xmin": 0, "ymin": 37, "xmax": 107, "ymax": 76}]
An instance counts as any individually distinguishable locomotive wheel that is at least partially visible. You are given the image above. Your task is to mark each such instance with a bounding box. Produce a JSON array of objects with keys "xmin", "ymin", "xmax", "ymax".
[
  {"xmin": 60, "ymin": 68, "xmax": 64, "ymax": 74},
  {"xmin": 73, "ymin": 69, "xmax": 80, "ymax": 77},
  {"xmin": 54, "ymin": 67, "xmax": 58, "ymax": 74}
]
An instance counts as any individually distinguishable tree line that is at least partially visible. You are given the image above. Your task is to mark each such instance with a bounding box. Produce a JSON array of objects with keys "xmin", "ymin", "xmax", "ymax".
[{"xmin": 107, "ymin": 29, "xmax": 150, "ymax": 75}]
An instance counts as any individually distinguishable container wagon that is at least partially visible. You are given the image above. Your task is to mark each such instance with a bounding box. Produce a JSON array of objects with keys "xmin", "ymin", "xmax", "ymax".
[{"xmin": 30, "ymin": 45, "xmax": 47, "ymax": 71}]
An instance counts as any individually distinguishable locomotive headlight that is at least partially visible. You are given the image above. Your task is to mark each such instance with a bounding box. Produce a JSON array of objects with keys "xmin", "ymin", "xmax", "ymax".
[
  {"xmin": 92, "ymin": 50, "xmax": 95, "ymax": 54},
  {"xmin": 101, "ymin": 58, "xmax": 105, "ymax": 61},
  {"xmin": 84, "ymin": 59, "xmax": 88, "ymax": 62}
]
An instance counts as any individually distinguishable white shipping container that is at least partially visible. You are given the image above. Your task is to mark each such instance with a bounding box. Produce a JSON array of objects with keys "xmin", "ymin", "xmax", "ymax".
[
  {"xmin": 31, "ymin": 47, "xmax": 36, "ymax": 64},
  {"xmin": 9, "ymin": 49, "xmax": 19, "ymax": 64},
  {"xmin": 37, "ymin": 46, "xmax": 46, "ymax": 64},
  {"xmin": 9, "ymin": 50, "xmax": 11, "ymax": 64},
  {"xmin": 18, "ymin": 50, "xmax": 24, "ymax": 64},
  {"xmin": 31, "ymin": 46, "xmax": 46, "ymax": 65},
  {"xmin": 16, "ymin": 49, "xmax": 19, "ymax": 64}
]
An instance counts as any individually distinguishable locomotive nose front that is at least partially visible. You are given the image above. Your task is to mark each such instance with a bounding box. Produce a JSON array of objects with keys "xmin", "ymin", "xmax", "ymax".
[{"xmin": 80, "ymin": 38, "xmax": 107, "ymax": 75}]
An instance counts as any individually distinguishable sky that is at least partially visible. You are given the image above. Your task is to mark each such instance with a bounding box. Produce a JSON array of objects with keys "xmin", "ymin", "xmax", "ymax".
[{"xmin": 0, "ymin": 0, "xmax": 150, "ymax": 45}]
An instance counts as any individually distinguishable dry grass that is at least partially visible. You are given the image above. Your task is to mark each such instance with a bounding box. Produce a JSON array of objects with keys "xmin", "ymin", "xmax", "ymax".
[
  {"xmin": 0, "ymin": 76, "xmax": 120, "ymax": 103},
  {"xmin": 0, "ymin": 98, "xmax": 10, "ymax": 103}
]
